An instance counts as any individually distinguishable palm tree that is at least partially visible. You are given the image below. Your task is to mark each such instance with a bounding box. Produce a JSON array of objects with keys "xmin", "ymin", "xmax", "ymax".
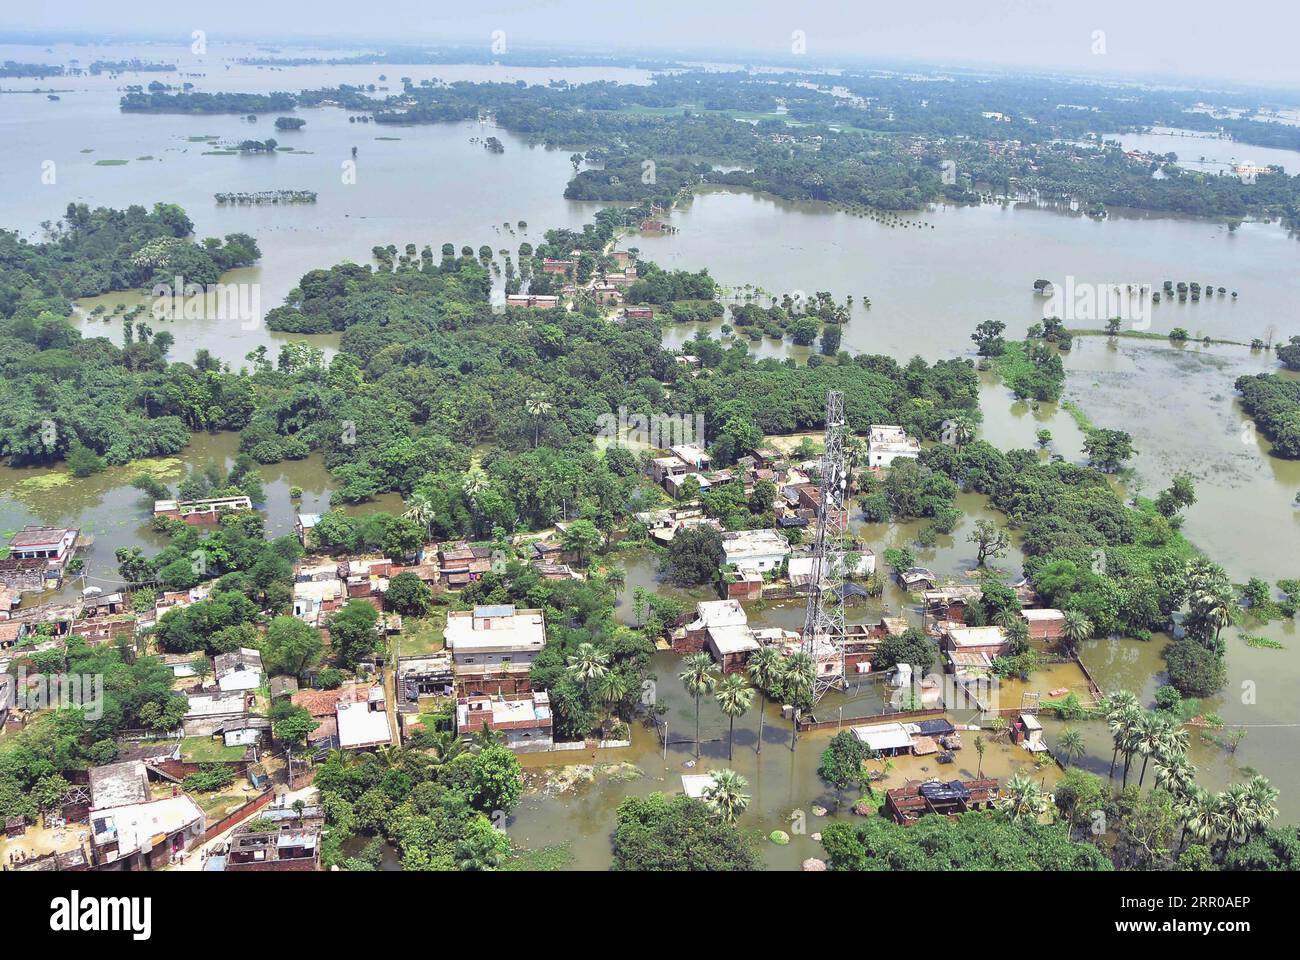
[
  {"xmin": 1135, "ymin": 712, "xmax": 1171, "ymax": 787},
  {"xmin": 401, "ymin": 493, "xmax": 436, "ymax": 537},
  {"xmin": 1152, "ymin": 751, "xmax": 1196, "ymax": 799},
  {"xmin": 1244, "ymin": 775, "xmax": 1279, "ymax": 835},
  {"xmin": 566, "ymin": 641, "xmax": 609, "ymax": 698},
  {"xmin": 1191, "ymin": 586, "xmax": 1236, "ymax": 643},
  {"xmin": 702, "ymin": 769, "xmax": 750, "ymax": 825},
  {"xmin": 1217, "ymin": 783, "xmax": 1255, "ymax": 853},
  {"xmin": 376, "ymin": 744, "xmax": 404, "ymax": 769},
  {"xmin": 1119, "ymin": 716, "xmax": 1144, "ymax": 788},
  {"xmin": 974, "ymin": 735, "xmax": 986, "ymax": 778},
  {"xmin": 747, "ymin": 646, "xmax": 783, "ymax": 755},
  {"xmin": 1060, "ymin": 610, "xmax": 1092, "ymax": 655},
  {"xmin": 1057, "ymin": 727, "xmax": 1086, "ymax": 767},
  {"xmin": 326, "ymin": 748, "xmax": 356, "ymax": 770},
  {"xmin": 1103, "ymin": 692, "xmax": 1140, "ymax": 780},
  {"xmin": 603, "ymin": 564, "xmax": 626, "ymax": 596},
  {"xmin": 1181, "ymin": 787, "xmax": 1223, "ymax": 851},
  {"xmin": 471, "ymin": 722, "xmax": 504, "ymax": 752},
  {"xmin": 595, "ymin": 669, "xmax": 629, "ymax": 737},
  {"xmin": 462, "ymin": 465, "xmax": 489, "ymax": 512},
  {"xmin": 456, "ymin": 831, "xmax": 507, "ymax": 871},
  {"xmin": 782, "ymin": 652, "xmax": 816, "ymax": 751},
  {"xmin": 525, "ymin": 395, "xmax": 553, "ymax": 448},
  {"xmin": 678, "ymin": 653, "xmax": 719, "ymax": 759},
  {"xmin": 431, "ymin": 730, "xmax": 467, "ymax": 765},
  {"xmin": 714, "ymin": 673, "xmax": 755, "ymax": 761},
  {"xmin": 997, "ymin": 773, "xmax": 1049, "ymax": 822},
  {"xmin": 947, "ymin": 415, "xmax": 975, "ymax": 449}
]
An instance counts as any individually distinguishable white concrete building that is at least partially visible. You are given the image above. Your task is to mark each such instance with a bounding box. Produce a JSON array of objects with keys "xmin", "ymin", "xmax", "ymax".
[
  {"xmin": 444, "ymin": 604, "xmax": 547, "ymax": 679},
  {"xmin": 721, "ymin": 529, "xmax": 791, "ymax": 573},
  {"xmin": 867, "ymin": 425, "xmax": 921, "ymax": 468}
]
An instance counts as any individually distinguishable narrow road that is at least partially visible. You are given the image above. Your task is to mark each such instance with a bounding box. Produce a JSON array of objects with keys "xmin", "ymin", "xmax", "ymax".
[{"xmin": 385, "ymin": 633, "xmax": 401, "ymax": 746}]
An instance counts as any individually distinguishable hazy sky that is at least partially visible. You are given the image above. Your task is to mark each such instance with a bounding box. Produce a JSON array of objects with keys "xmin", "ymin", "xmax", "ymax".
[{"xmin": 6, "ymin": 0, "xmax": 1298, "ymax": 90}]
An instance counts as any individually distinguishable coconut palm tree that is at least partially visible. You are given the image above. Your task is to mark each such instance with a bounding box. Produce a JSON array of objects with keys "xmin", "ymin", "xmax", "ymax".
[
  {"xmin": 782, "ymin": 651, "xmax": 816, "ymax": 751},
  {"xmin": 1060, "ymin": 610, "xmax": 1092, "ymax": 655},
  {"xmin": 974, "ymin": 735, "xmax": 986, "ymax": 777},
  {"xmin": 747, "ymin": 646, "xmax": 783, "ymax": 755},
  {"xmin": 566, "ymin": 641, "xmax": 609, "ymax": 697},
  {"xmin": 997, "ymin": 773, "xmax": 1050, "ymax": 822},
  {"xmin": 714, "ymin": 673, "xmax": 755, "ymax": 761},
  {"xmin": 471, "ymin": 722, "xmax": 504, "ymax": 752},
  {"xmin": 702, "ymin": 769, "xmax": 750, "ymax": 825},
  {"xmin": 678, "ymin": 652, "xmax": 719, "ymax": 759},
  {"xmin": 525, "ymin": 395, "xmax": 553, "ymax": 448},
  {"xmin": 431, "ymin": 730, "xmax": 467, "ymax": 765},
  {"xmin": 1057, "ymin": 727, "xmax": 1086, "ymax": 767}
]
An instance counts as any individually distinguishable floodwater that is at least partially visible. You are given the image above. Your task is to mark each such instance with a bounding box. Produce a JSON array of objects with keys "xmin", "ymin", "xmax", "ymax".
[
  {"xmin": 1, "ymin": 41, "xmax": 628, "ymax": 365},
  {"xmin": 1111, "ymin": 126, "xmax": 1300, "ymax": 176},
  {"xmin": 0, "ymin": 431, "xmax": 402, "ymax": 599},
  {"xmin": 506, "ymin": 651, "xmax": 1060, "ymax": 871},
  {"xmin": 5, "ymin": 41, "xmax": 1300, "ymax": 861}
]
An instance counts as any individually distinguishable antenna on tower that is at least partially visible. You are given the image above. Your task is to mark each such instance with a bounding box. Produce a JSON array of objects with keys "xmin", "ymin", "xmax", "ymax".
[{"xmin": 801, "ymin": 390, "xmax": 848, "ymax": 703}]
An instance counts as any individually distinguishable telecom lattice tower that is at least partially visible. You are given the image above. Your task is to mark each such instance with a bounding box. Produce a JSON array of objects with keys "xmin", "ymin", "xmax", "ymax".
[{"xmin": 800, "ymin": 390, "xmax": 848, "ymax": 703}]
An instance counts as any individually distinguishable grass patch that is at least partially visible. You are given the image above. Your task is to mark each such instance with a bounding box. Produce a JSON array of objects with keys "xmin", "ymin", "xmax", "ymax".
[
  {"xmin": 397, "ymin": 611, "xmax": 447, "ymax": 657},
  {"xmin": 181, "ymin": 736, "xmax": 248, "ymax": 763}
]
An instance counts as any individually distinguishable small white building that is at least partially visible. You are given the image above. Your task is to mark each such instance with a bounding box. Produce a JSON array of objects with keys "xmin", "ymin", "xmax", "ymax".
[
  {"xmin": 183, "ymin": 689, "xmax": 248, "ymax": 736},
  {"xmin": 866, "ymin": 425, "xmax": 921, "ymax": 469},
  {"xmin": 851, "ymin": 721, "xmax": 914, "ymax": 755},
  {"xmin": 336, "ymin": 698, "xmax": 392, "ymax": 751},
  {"xmin": 721, "ymin": 529, "xmax": 791, "ymax": 573},
  {"xmin": 787, "ymin": 551, "xmax": 875, "ymax": 584},
  {"xmin": 669, "ymin": 444, "xmax": 711, "ymax": 471},
  {"xmin": 215, "ymin": 647, "xmax": 264, "ymax": 692}
]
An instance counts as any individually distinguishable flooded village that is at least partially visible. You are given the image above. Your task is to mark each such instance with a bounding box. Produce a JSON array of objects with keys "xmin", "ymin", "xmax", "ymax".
[
  {"xmin": 1, "ymin": 13, "xmax": 1299, "ymax": 886},
  {"xmin": 0, "ymin": 413, "xmax": 1096, "ymax": 871}
]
